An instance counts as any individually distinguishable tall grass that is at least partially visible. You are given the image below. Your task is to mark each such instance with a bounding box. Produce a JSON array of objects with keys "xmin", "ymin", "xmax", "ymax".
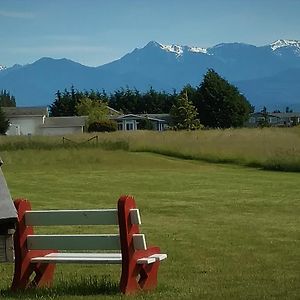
[
  {"xmin": 126, "ymin": 127, "xmax": 300, "ymax": 171},
  {"xmin": 1, "ymin": 127, "xmax": 300, "ymax": 171}
]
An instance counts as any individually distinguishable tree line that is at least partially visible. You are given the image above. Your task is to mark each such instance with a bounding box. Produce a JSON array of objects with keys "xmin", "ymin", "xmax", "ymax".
[
  {"xmin": 50, "ymin": 69, "xmax": 252, "ymax": 129},
  {"xmin": 0, "ymin": 69, "xmax": 253, "ymax": 134}
]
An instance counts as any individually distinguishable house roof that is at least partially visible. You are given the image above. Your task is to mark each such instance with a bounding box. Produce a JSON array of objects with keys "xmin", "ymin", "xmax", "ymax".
[
  {"xmin": 114, "ymin": 114, "xmax": 166, "ymax": 122},
  {"xmin": 251, "ymin": 112, "xmax": 300, "ymax": 118},
  {"xmin": 141, "ymin": 114, "xmax": 171, "ymax": 122},
  {"xmin": 2, "ymin": 106, "xmax": 49, "ymax": 117},
  {"xmin": 271, "ymin": 112, "xmax": 300, "ymax": 118},
  {"xmin": 42, "ymin": 116, "xmax": 87, "ymax": 128},
  {"xmin": 107, "ymin": 106, "xmax": 122, "ymax": 116}
]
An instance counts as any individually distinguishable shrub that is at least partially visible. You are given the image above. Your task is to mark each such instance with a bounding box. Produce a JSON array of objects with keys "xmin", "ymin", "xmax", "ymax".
[{"xmin": 88, "ymin": 120, "xmax": 117, "ymax": 132}]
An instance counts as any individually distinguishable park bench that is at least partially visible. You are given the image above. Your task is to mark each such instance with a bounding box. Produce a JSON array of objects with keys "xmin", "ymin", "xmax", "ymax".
[{"xmin": 12, "ymin": 195, "xmax": 167, "ymax": 295}]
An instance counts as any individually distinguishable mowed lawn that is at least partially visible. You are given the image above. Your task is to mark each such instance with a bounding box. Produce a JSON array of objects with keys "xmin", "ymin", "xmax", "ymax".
[{"xmin": 0, "ymin": 148, "xmax": 299, "ymax": 300}]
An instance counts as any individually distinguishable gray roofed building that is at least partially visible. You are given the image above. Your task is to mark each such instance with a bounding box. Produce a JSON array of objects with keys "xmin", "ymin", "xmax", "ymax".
[
  {"xmin": 41, "ymin": 116, "xmax": 87, "ymax": 135},
  {"xmin": 3, "ymin": 106, "xmax": 49, "ymax": 117},
  {"xmin": 246, "ymin": 112, "xmax": 300, "ymax": 127}
]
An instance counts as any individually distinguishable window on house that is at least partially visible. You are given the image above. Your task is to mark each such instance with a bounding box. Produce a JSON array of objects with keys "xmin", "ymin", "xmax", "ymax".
[{"xmin": 126, "ymin": 123, "xmax": 134, "ymax": 130}]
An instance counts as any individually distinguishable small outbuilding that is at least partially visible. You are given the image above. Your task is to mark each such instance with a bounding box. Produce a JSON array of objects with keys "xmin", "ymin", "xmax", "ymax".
[{"xmin": 41, "ymin": 116, "xmax": 87, "ymax": 135}]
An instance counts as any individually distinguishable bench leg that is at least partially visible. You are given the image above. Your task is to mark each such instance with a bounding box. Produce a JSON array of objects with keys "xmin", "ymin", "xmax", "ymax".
[
  {"xmin": 118, "ymin": 196, "xmax": 164, "ymax": 294},
  {"xmin": 120, "ymin": 260, "xmax": 160, "ymax": 294},
  {"xmin": 11, "ymin": 199, "xmax": 56, "ymax": 290},
  {"xmin": 12, "ymin": 254, "xmax": 56, "ymax": 290},
  {"xmin": 29, "ymin": 263, "xmax": 56, "ymax": 288},
  {"xmin": 120, "ymin": 246, "xmax": 162, "ymax": 294},
  {"xmin": 138, "ymin": 261, "xmax": 159, "ymax": 291}
]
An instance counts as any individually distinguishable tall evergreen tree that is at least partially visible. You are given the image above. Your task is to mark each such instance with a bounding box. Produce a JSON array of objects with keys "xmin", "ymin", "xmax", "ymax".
[
  {"xmin": 0, "ymin": 90, "xmax": 16, "ymax": 107},
  {"xmin": 195, "ymin": 69, "xmax": 252, "ymax": 128},
  {"xmin": 50, "ymin": 89, "xmax": 78, "ymax": 116},
  {"xmin": 170, "ymin": 91, "xmax": 201, "ymax": 130}
]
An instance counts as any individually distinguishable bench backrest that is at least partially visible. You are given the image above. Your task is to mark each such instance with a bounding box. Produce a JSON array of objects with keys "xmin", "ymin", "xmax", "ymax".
[{"xmin": 14, "ymin": 197, "xmax": 147, "ymax": 254}]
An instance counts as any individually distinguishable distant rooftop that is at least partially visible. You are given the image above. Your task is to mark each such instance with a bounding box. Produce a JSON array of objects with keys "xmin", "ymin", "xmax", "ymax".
[
  {"xmin": 2, "ymin": 107, "xmax": 49, "ymax": 117},
  {"xmin": 42, "ymin": 116, "xmax": 87, "ymax": 128}
]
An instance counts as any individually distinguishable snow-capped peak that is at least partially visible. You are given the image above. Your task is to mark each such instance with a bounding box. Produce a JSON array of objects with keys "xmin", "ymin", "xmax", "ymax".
[
  {"xmin": 160, "ymin": 44, "xmax": 184, "ymax": 56},
  {"xmin": 159, "ymin": 43, "xmax": 207, "ymax": 56},
  {"xmin": 270, "ymin": 39, "xmax": 300, "ymax": 51},
  {"xmin": 189, "ymin": 46, "xmax": 208, "ymax": 54},
  {"xmin": 0, "ymin": 65, "xmax": 6, "ymax": 71}
]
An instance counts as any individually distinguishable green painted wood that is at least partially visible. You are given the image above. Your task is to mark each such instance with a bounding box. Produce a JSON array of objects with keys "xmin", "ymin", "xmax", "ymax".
[
  {"xmin": 25, "ymin": 209, "xmax": 118, "ymax": 226},
  {"xmin": 132, "ymin": 234, "xmax": 147, "ymax": 250},
  {"xmin": 130, "ymin": 209, "xmax": 142, "ymax": 225},
  {"xmin": 27, "ymin": 234, "xmax": 121, "ymax": 250}
]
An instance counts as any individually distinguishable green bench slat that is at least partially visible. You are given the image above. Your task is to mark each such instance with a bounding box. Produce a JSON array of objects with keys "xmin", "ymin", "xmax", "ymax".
[
  {"xmin": 25, "ymin": 209, "xmax": 118, "ymax": 226},
  {"xmin": 27, "ymin": 234, "xmax": 121, "ymax": 250}
]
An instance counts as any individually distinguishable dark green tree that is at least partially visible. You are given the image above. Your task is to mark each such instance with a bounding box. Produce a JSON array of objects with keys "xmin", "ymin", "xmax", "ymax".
[
  {"xmin": 0, "ymin": 106, "xmax": 9, "ymax": 135},
  {"xmin": 108, "ymin": 87, "xmax": 177, "ymax": 114},
  {"xmin": 195, "ymin": 69, "xmax": 252, "ymax": 128},
  {"xmin": 88, "ymin": 120, "xmax": 117, "ymax": 132},
  {"xmin": 50, "ymin": 87, "xmax": 111, "ymax": 117},
  {"xmin": 170, "ymin": 91, "xmax": 201, "ymax": 130},
  {"xmin": 50, "ymin": 88, "xmax": 79, "ymax": 116},
  {"xmin": 0, "ymin": 90, "xmax": 16, "ymax": 107},
  {"xmin": 109, "ymin": 87, "xmax": 140, "ymax": 114}
]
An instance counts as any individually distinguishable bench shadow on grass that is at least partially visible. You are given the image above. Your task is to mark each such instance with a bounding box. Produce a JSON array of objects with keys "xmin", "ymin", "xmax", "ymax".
[{"xmin": 1, "ymin": 275, "xmax": 119, "ymax": 299}]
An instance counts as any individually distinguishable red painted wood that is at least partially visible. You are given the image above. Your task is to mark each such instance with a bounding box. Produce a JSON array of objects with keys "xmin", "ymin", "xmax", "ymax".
[
  {"xmin": 11, "ymin": 199, "xmax": 56, "ymax": 290},
  {"xmin": 118, "ymin": 195, "xmax": 161, "ymax": 294}
]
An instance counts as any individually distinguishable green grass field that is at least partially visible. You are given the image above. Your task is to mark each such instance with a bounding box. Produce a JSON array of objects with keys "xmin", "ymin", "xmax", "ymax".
[{"xmin": 0, "ymin": 148, "xmax": 299, "ymax": 299}]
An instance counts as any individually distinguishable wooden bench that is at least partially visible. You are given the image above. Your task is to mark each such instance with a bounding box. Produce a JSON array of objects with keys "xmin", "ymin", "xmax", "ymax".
[{"xmin": 12, "ymin": 195, "xmax": 167, "ymax": 295}]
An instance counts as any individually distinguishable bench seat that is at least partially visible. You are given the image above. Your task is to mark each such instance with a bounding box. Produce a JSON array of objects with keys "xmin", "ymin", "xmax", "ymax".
[
  {"xmin": 31, "ymin": 252, "xmax": 167, "ymax": 265},
  {"xmin": 31, "ymin": 253, "xmax": 123, "ymax": 264}
]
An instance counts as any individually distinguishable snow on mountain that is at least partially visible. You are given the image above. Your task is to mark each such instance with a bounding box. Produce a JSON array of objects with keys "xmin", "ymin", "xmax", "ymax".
[
  {"xmin": 0, "ymin": 65, "xmax": 6, "ymax": 71},
  {"xmin": 189, "ymin": 46, "xmax": 208, "ymax": 54},
  {"xmin": 152, "ymin": 42, "xmax": 208, "ymax": 56},
  {"xmin": 270, "ymin": 39, "xmax": 300, "ymax": 51},
  {"xmin": 160, "ymin": 44, "xmax": 184, "ymax": 56},
  {"xmin": 152, "ymin": 40, "xmax": 300, "ymax": 57}
]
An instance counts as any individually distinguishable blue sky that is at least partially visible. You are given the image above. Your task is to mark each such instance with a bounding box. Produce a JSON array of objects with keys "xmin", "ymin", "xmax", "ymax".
[{"xmin": 1, "ymin": 0, "xmax": 300, "ymax": 67}]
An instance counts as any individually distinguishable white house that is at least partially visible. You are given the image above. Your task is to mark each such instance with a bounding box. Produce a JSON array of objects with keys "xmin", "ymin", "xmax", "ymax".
[
  {"xmin": 2, "ymin": 106, "xmax": 171, "ymax": 135},
  {"xmin": 113, "ymin": 114, "xmax": 167, "ymax": 131},
  {"xmin": 3, "ymin": 107, "xmax": 87, "ymax": 136},
  {"xmin": 246, "ymin": 112, "xmax": 300, "ymax": 127},
  {"xmin": 3, "ymin": 107, "xmax": 49, "ymax": 135}
]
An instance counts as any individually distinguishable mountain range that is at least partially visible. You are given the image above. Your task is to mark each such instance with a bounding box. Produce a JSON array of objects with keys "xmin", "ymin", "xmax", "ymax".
[{"xmin": 1, "ymin": 39, "xmax": 300, "ymax": 111}]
